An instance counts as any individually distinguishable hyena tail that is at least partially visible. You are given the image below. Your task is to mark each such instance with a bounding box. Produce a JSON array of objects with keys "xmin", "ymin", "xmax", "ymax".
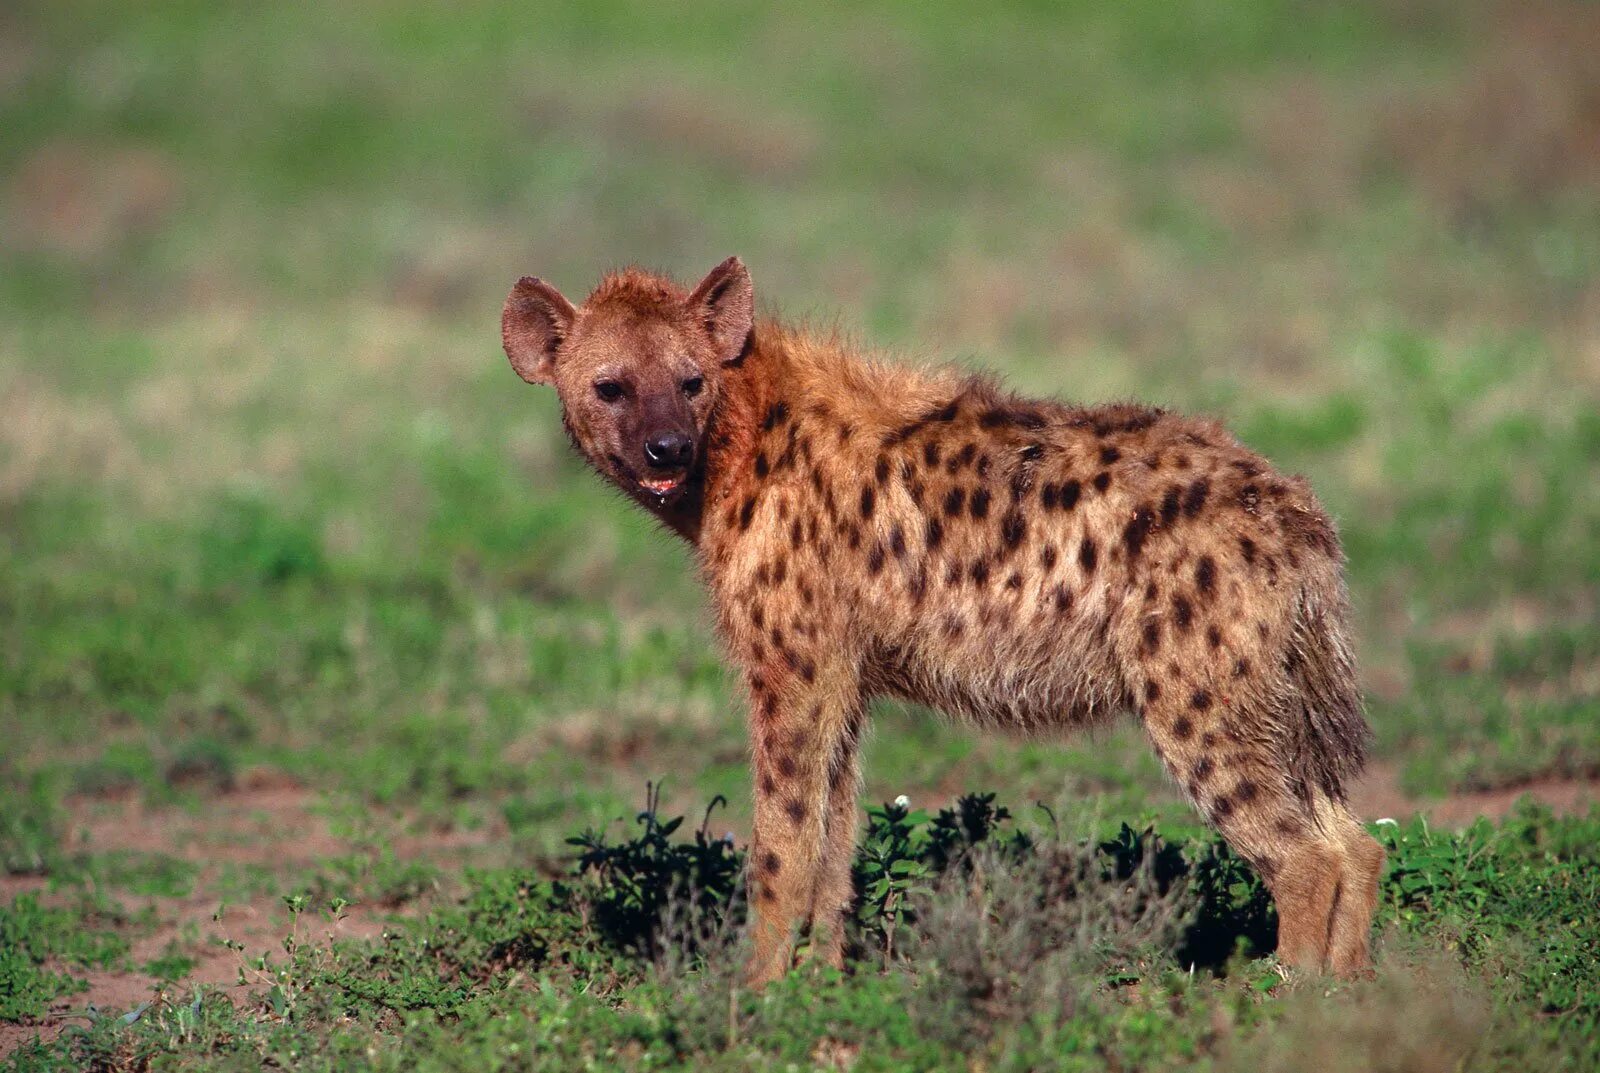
[{"xmin": 1283, "ymin": 575, "xmax": 1372, "ymax": 805}]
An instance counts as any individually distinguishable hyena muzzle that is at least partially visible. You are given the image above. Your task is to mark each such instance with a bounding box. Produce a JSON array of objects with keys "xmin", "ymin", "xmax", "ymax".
[{"xmin": 501, "ymin": 256, "xmax": 1384, "ymax": 986}]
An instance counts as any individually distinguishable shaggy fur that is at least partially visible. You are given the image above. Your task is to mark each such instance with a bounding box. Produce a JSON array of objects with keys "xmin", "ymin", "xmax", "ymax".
[{"xmin": 501, "ymin": 258, "xmax": 1383, "ymax": 986}]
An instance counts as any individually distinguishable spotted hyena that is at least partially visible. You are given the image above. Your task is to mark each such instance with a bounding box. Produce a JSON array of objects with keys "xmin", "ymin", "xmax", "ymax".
[{"xmin": 501, "ymin": 257, "xmax": 1383, "ymax": 985}]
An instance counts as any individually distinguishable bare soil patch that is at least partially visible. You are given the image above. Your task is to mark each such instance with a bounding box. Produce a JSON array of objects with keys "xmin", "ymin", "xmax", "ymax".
[
  {"xmin": 1350, "ymin": 761, "xmax": 1598, "ymax": 826},
  {"xmin": 1, "ymin": 773, "xmax": 504, "ymax": 1056}
]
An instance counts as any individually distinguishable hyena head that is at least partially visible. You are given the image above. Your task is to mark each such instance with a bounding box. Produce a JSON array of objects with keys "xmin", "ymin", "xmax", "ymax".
[{"xmin": 501, "ymin": 257, "xmax": 754, "ymax": 506}]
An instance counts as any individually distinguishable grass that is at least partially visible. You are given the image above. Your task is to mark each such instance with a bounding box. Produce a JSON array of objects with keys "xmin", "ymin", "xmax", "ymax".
[
  {"xmin": 2, "ymin": 0, "xmax": 1598, "ymax": 1067},
  {"xmin": 5, "ymin": 796, "xmax": 1599, "ymax": 1069}
]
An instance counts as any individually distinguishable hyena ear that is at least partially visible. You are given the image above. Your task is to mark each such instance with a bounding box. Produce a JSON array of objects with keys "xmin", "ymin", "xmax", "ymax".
[
  {"xmin": 686, "ymin": 256, "xmax": 754, "ymax": 366},
  {"xmin": 502, "ymin": 276, "xmax": 577, "ymax": 386}
]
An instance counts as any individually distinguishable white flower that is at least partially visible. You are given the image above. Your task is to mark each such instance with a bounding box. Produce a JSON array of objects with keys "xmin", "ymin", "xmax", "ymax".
[
  {"xmin": 893, "ymin": 794, "xmax": 911, "ymax": 809},
  {"xmin": 722, "ymin": 831, "xmax": 736, "ymax": 845},
  {"xmin": 1375, "ymin": 818, "xmax": 1398, "ymax": 826}
]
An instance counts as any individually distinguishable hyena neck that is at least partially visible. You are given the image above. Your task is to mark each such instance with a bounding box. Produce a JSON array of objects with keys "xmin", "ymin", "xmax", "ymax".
[{"xmin": 675, "ymin": 322, "xmax": 806, "ymax": 545}]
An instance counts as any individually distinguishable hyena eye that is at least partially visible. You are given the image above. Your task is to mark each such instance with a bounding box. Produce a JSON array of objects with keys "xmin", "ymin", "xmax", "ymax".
[
  {"xmin": 682, "ymin": 376, "xmax": 704, "ymax": 397},
  {"xmin": 594, "ymin": 380, "xmax": 624, "ymax": 402}
]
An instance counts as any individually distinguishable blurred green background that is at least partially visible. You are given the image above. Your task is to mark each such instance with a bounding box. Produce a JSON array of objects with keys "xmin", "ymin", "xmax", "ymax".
[{"xmin": 3, "ymin": 0, "xmax": 1598, "ymax": 864}]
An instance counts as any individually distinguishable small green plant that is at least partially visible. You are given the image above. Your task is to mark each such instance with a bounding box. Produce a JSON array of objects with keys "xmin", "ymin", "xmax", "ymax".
[{"xmin": 561, "ymin": 784, "xmax": 746, "ymax": 960}]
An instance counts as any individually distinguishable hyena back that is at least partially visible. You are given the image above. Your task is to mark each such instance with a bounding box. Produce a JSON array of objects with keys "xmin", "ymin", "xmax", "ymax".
[{"xmin": 501, "ymin": 257, "xmax": 1383, "ymax": 985}]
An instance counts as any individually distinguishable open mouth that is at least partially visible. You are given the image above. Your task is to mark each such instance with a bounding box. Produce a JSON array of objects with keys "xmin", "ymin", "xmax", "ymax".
[{"xmin": 637, "ymin": 473, "xmax": 687, "ymax": 500}]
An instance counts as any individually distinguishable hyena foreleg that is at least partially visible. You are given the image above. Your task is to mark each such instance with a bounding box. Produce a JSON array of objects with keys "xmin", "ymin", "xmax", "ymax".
[{"xmin": 742, "ymin": 662, "xmax": 865, "ymax": 985}]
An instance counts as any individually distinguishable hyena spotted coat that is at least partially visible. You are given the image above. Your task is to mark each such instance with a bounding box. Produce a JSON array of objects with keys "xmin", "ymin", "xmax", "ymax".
[{"xmin": 501, "ymin": 257, "xmax": 1384, "ymax": 985}]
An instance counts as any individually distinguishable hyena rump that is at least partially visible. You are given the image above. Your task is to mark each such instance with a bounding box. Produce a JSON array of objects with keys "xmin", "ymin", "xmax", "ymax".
[{"xmin": 501, "ymin": 257, "xmax": 1383, "ymax": 985}]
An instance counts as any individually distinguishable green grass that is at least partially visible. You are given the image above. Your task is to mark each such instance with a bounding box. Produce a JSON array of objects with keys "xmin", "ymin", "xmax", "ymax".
[
  {"xmin": 3, "ymin": 0, "xmax": 1599, "ymax": 1066},
  {"xmin": 6, "ymin": 797, "xmax": 1599, "ymax": 1070}
]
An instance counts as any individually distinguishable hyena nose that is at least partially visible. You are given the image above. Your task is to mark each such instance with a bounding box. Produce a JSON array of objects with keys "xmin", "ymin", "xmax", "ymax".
[{"xmin": 643, "ymin": 431, "xmax": 693, "ymax": 470}]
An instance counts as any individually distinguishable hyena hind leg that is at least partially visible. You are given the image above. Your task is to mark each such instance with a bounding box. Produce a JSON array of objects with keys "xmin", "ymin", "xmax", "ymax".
[
  {"xmin": 1324, "ymin": 808, "xmax": 1385, "ymax": 976},
  {"xmin": 1142, "ymin": 706, "xmax": 1380, "ymax": 976}
]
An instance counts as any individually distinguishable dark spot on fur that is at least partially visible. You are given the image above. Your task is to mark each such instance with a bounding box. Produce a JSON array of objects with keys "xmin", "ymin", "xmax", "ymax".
[
  {"xmin": 923, "ymin": 441, "xmax": 941, "ymax": 468},
  {"xmin": 874, "ymin": 455, "xmax": 891, "ymax": 485},
  {"xmin": 758, "ymin": 773, "xmax": 775, "ymax": 795},
  {"xmin": 926, "ymin": 517, "xmax": 945, "ymax": 549},
  {"xmin": 1087, "ymin": 407, "xmax": 1161, "ymax": 435},
  {"xmin": 1141, "ymin": 619, "xmax": 1162, "ymax": 653},
  {"xmin": 970, "ymin": 488, "xmax": 991, "ymax": 520},
  {"xmin": 1001, "ymin": 508, "xmax": 1026, "ymax": 548},
  {"xmin": 889, "ymin": 525, "xmax": 906, "ymax": 558},
  {"xmin": 979, "ymin": 406, "xmax": 1047, "ymax": 430},
  {"xmin": 1005, "ymin": 572, "xmax": 1022, "ymax": 590},
  {"xmin": 867, "ymin": 543, "xmax": 885, "ymax": 575},
  {"xmin": 1058, "ymin": 479, "xmax": 1081, "ymax": 510},
  {"xmin": 1182, "ymin": 479, "xmax": 1210, "ymax": 517},
  {"xmin": 1160, "ymin": 486, "xmax": 1181, "ymax": 526},
  {"xmin": 760, "ymin": 851, "xmax": 782, "ymax": 875},
  {"xmin": 1239, "ymin": 483, "xmax": 1261, "ymax": 513},
  {"xmin": 1078, "ymin": 537, "xmax": 1098, "ymax": 574},
  {"xmin": 1173, "ymin": 716, "xmax": 1194, "ymax": 740},
  {"xmin": 1040, "ymin": 483, "xmax": 1058, "ymax": 509},
  {"xmin": 1040, "ymin": 544, "xmax": 1058, "ymax": 570},
  {"xmin": 762, "ymin": 402, "xmax": 789, "ymax": 431},
  {"xmin": 943, "ymin": 487, "xmax": 966, "ymax": 517},
  {"xmin": 1092, "ymin": 470, "xmax": 1111, "ymax": 493},
  {"xmin": 1123, "ymin": 506, "xmax": 1154, "ymax": 557},
  {"xmin": 860, "ymin": 484, "xmax": 876, "ymax": 520},
  {"xmin": 1234, "ymin": 779, "xmax": 1259, "ymax": 804},
  {"xmin": 1145, "ymin": 680, "xmax": 1162, "ymax": 703},
  {"xmin": 1191, "ymin": 689, "xmax": 1212, "ymax": 711},
  {"xmin": 1233, "ymin": 657, "xmax": 1250, "ymax": 678},
  {"xmin": 775, "ymin": 753, "xmax": 797, "ymax": 778},
  {"xmin": 1174, "ymin": 596, "xmax": 1193, "ymax": 631},
  {"xmin": 1099, "ymin": 445, "xmax": 1121, "ymax": 464},
  {"xmin": 784, "ymin": 799, "xmax": 806, "ymax": 823},
  {"xmin": 969, "ymin": 559, "xmax": 990, "ymax": 585},
  {"xmin": 1195, "ymin": 555, "xmax": 1217, "ymax": 598},
  {"xmin": 754, "ymin": 453, "xmax": 769, "ymax": 478},
  {"xmin": 739, "ymin": 498, "xmax": 756, "ymax": 531},
  {"xmin": 1239, "ymin": 537, "xmax": 1257, "ymax": 564},
  {"xmin": 1053, "ymin": 583, "xmax": 1073, "ymax": 612},
  {"xmin": 1211, "ymin": 794, "xmax": 1234, "ymax": 819},
  {"xmin": 1192, "ymin": 756, "xmax": 1215, "ymax": 784},
  {"xmin": 1207, "ymin": 625, "xmax": 1222, "ymax": 649}
]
